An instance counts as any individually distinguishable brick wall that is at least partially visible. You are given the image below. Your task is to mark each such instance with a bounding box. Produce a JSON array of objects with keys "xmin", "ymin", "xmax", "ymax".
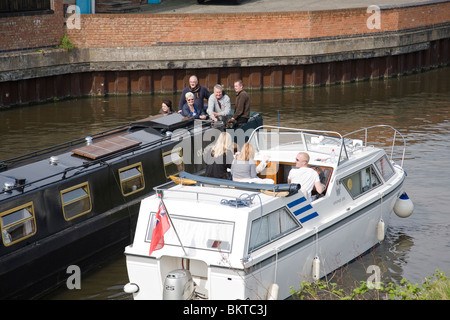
[
  {"xmin": 0, "ymin": 0, "xmax": 64, "ymax": 52},
  {"xmin": 66, "ymin": 2, "xmax": 450, "ymax": 48}
]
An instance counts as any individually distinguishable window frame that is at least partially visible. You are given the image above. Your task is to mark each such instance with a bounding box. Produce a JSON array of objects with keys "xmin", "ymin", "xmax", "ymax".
[
  {"xmin": 1, "ymin": 201, "xmax": 37, "ymax": 246},
  {"xmin": 162, "ymin": 147, "xmax": 184, "ymax": 178},
  {"xmin": 0, "ymin": 0, "xmax": 53, "ymax": 16},
  {"xmin": 118, "ymin": 162, "xmax": 145, "ymax": 196},
  {"xmin": 341, "ymin": 165, "xmax": 383, "ymax": 200},
  {"xmin": 60, "ymin": 182, "xmax": 92, "ymax": 221},
  {"xmin": 374, "ymin": 155, "xmax": 395, "ymax": 182},
  {"xmin": 248, "ymin": 206, "xmax": 301, "ymax": 253},
  {"xmin": 146, "ymin": 214, "xmax": 235, "ymax": 253}
]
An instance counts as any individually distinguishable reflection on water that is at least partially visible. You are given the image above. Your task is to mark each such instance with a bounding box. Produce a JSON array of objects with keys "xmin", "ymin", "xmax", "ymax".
[
  {"xmin": 1, "ymin": 68, "xmax": 449, "ymax": 299},
  {"xmin": 45, "ymin": 253, "xmax": 133, "ymax": 300}
]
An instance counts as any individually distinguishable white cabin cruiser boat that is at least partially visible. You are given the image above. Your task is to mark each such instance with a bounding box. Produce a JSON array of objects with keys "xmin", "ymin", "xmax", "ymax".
[{"xmin": 123, "ymin": 125, "xmax": 413, "ymax": 300}]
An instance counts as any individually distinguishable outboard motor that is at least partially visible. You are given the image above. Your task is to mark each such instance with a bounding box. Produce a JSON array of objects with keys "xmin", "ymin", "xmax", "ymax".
[{"xmin": 163, "ymin": 269, "xmax": 195, "ymax": 300}]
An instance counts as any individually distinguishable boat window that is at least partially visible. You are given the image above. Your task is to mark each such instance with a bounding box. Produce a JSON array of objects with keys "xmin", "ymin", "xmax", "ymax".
[
  {"xmin": 341, "ymin": 165, "xmax": 382, "ymax": 199},
  {"xmin": 162, "ymin": 147, "xmax": 184, "ymax": 178},
  {"xmin": 1, "ymin": 202, "xmax": 36, "ymax": 246},
  {"xmin": 253, "ymin": 130, "xmax": 306, "ymax": 152},
  {"xmin": 375, "ymin": 155, "xmax": 395, "ymax": 181},
  {"xmin": 61, "ymin": 182, "xmax": 92, "ymax": 220},
  {"xmin": 146, "ymin": 214, "xmax": 234, "ymax": 253},
  {"xmin": 248, "ymin": 207, "xmax": 300, "ymax": 252},
  {"xmin": 118, "ymin": 162, "xmax": 145, "ymax": 196}
]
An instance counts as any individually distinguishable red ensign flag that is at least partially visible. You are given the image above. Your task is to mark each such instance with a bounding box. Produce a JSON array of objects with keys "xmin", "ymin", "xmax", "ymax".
[{"xmin": 149, "ymin": 200, "xmax": 171, "ymax": 256}]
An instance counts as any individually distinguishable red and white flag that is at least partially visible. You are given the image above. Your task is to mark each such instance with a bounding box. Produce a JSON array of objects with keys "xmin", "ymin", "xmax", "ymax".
[{"xmin": 149, "ymin": 200, "xmax": 171, "ymax": 256}]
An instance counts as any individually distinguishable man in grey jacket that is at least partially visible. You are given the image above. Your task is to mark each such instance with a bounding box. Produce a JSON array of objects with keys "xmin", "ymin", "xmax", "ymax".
[{"xmin": 207, "ymin": 84, "xmax": 231, "ymax": 122}]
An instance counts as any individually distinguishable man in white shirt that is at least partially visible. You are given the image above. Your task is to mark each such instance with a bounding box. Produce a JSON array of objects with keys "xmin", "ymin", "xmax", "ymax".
[{"xmin": 288, "ymin": 152, "xmax": 325, "ymax": 200}]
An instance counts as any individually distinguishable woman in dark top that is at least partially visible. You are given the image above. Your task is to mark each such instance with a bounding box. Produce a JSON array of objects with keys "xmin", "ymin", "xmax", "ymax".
[
  {"xmin": 204, "ymin": 132, "xmax": 234, "ymax": 179},
  {"xmin": 181, "ymin": 92, "xmax": 206, "ymax": 119},
  {"xmin": 158, "ymin": 99, "xmax": 174, "ymax": 115}
]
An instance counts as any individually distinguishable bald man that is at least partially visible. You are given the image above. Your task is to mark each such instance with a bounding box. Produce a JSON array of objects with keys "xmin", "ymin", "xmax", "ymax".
[{"xmin": 288, "ymin": 152, "xmax": 324, "ymax": 200}]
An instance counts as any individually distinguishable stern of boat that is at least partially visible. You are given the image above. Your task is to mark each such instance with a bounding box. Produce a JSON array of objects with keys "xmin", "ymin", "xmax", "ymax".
[{"xmin": 124, "ymin": 250, "xmax": 252, "ymax": 300}]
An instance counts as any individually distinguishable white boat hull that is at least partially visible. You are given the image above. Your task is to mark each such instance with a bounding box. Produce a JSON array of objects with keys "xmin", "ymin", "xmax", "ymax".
[
  {"xmin": 240, "ymin": 187, "xmax": 401, "ymax": 299},
  {"xmin": 125, "ymin": 182, "xmax": 402, "ymax": 300},
  {"xmin": 124, "ymin": 124, "xmax": 410, "ymax": 300}
]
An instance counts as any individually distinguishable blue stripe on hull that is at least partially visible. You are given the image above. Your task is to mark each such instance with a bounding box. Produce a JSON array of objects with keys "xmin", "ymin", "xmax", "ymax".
[
  {"xmin": 287, "ymin": 195, "xmax": 319, "ymax": 223},
  {"xmin": 287, "ymin": 196, "xmax": 307, "ymax": 208},
  {"xmin": 293, "ymin": 204, "xmax": 313, "ymax": 216},
  {"xmin": 299, "ymin": 212, "xmax": 319, "ymax": 223}
]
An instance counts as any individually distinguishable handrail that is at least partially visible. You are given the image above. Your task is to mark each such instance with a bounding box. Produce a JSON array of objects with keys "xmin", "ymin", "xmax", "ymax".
[
  {"xmin": 248, "ymin": 125, "xmax": 344, "ymax": 143},
  {"xmin": 248, "ymin": 125, "xmax": 345, "ymax": 164},
  {"xmin": 343, "ymin": 125, "xmax": 406, "ymax": 168}
]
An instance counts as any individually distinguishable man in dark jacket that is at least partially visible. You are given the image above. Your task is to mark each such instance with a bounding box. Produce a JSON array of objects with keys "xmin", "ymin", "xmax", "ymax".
[
  {"xmin": 230, "ymin": 80, "xmax": 250, "ymax": 126},
  {"xmin": 178, "ymin": 75, "xmax": 210, "ymax": 113}
]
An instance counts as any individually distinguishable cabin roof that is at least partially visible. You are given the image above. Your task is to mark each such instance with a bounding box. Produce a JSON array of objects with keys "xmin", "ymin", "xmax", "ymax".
[{"xmin": 0, "ymin": 129, "xmax": 164, "ymax": 200}]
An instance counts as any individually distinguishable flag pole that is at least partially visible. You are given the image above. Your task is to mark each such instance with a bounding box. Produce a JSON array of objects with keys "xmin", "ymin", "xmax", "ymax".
[{"xmin": 160, "ymin": 197, "xmax": 188, "ymax": 256}]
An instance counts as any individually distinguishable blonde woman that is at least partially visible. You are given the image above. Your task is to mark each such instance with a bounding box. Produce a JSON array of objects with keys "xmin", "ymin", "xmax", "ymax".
[
  {"xmin": 204, "ymin": 132, "xmax": 234, "ymax": 179},
  {"xmin": 231, "ymin": 143, "xmax": 273, "ymax": 183}
]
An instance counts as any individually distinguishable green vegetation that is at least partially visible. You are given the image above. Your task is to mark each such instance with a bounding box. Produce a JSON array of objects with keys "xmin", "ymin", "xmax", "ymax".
[
  {"xmin": 59, "ymin": 35, "xmax": 75, "ymax": 51},
  {"xmin": 290, "ymin": 270, "xmax": 449, "ymax": 300}
]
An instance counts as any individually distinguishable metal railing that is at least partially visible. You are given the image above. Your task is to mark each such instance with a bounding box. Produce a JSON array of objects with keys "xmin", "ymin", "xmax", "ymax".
[{"xmin": 343, "ymin": 125, "xmax": 407, "ymax": 168}]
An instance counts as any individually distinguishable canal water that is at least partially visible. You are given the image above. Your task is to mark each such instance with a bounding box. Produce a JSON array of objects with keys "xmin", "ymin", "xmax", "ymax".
[{"xmin": 1, "ymin": 67, "xmax": 449, "ymax": 299}]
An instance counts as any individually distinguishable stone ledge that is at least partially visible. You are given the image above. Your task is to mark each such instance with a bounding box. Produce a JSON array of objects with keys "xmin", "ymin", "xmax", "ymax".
[{"xmin": 0, "ymin": 23, "xmax": 449, "ymax": 82}]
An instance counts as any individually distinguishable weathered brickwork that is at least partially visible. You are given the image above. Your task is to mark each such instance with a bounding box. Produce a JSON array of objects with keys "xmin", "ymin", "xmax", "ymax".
[
  {"xmin": 66, "ymin": 2, "xmax": 450, "ymax": 47},
  {"xmin": 0, "ymin": 0, "xmax": 64, "ymax": 52}
]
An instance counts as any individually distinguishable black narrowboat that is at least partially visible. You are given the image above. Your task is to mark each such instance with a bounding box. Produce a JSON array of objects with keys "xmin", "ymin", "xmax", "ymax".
[{"xmin": 0, "ymin": 112, "xmax": 262, "ymax": 299}]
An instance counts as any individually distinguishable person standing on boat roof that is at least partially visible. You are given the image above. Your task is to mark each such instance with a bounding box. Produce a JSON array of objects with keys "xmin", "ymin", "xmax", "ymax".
[
  {"xmin": 158, "ymin": 99, "xmax": 174, "ymax": 115},
  {"xmin": 229, "ymin": 80, "xmax": 250, "ymax": 127},
  {"xmin": 181, "ymin": 92, "xmax": 206, "ymax": 120},
  {"xmin": 207, "ymin": 84, "xmax": 231, "ymax": 122},
  {"xmin": 204, "ymin": 132, "xmax": 235, "ymax": 179},
  {"xmin": 178, "ymin": 75, "xmax": 210, "ymax": 114},
  {"xmin": 288, "ymin": 152, "xmax": 325, "ymax": 201}
]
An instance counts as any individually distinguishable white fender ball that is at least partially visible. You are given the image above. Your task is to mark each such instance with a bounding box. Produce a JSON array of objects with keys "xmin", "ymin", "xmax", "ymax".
[{"xmin": 394, "ymin": 192, "xmax": 414, "ymax": 218}]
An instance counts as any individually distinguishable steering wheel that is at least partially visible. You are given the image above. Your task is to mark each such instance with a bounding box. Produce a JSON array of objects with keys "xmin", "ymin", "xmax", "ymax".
[
  {"xmin": 309, "ymin": 166, "xmax": 326, "ymax": 184},
  {"xmin": 309, "ymin": 166, "xmax": 327, "ymax": 197}
]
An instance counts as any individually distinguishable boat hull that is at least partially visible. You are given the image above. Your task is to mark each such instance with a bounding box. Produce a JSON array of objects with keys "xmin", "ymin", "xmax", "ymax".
[
  {"xmin": 124, "ymin": 180, "xmax": 402, "ymax": 300},
  {"xmin": 241, "ymin": 183, "xmax": 403, "ymax": 300}
]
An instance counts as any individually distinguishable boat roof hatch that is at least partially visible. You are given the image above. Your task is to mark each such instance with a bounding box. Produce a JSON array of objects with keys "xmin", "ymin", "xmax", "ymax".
[
  {"xmin": 131, "ymin": 113, "xmax": 195, "ymax": 132},
  {"xmin": 72, "ymin": 135, "xmax": 141, "ymax": 160}
]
